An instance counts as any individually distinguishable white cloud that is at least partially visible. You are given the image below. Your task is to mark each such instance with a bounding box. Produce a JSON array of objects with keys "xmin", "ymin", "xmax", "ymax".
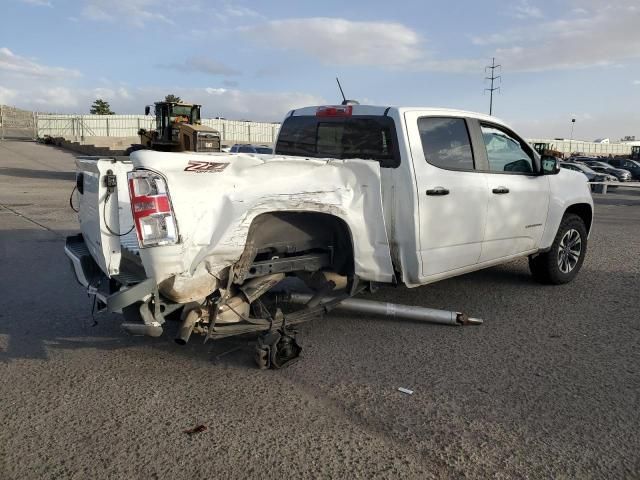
[
  {"xmin": 633, "ymin": 80, "xmax": 640, "ymax": 85},
  {"xmin": 511, "ymin": 0, "xmax": 543, "ymax": 19},
  {"xmin": 216, "ymin": 3, "xmax": 261, "ymax": 21},
  {"xmin": 1, "ymin": 82, "xmax": 324, "ymax": 121},
  {"xmin": 191, "ymin": 87, "xmax": 325, "ymax": 121},
  {"xmin": 0, "ymin": 47, "xmax": 80, "ymax": 79},
  {"xmin": 0, "ymin": 86, "xmax": 18, "ymax": 104},
  {"xmin": 241, "ymin": 17, "xmax": 424, "ymax": 67},
  {"xmin": 159, "ymin": 57, "xmax": 240, "ymax": 76},
  {"xmin": 20, "ymin": 0, "xmax": 52, "ymax": 6},
  {"xmin": 117, "ymin": 87, "xmax": 131, "ymax": 99},
  {"xmin": 467, "ymin": 1, "xmax": 640, "ymax": 72},
  {"xmin": 81, "ymin": 0, "xmax": 172, "ymax": 26},
  {"xmin": 205, "ymin": 88, "xmax": 227, "ymax": 95},
  {"xmin": 32, "ymin": 87, "xmax": 80, "ymax": 108}
]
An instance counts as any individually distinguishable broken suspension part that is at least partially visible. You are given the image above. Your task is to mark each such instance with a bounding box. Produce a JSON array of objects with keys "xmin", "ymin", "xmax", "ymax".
[{"xmin": 283, "ymin": 293, "xmax": 483, "ymax": 326}]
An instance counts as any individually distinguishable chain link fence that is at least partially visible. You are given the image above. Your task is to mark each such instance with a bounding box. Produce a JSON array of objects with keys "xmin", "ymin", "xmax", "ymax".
[
  {"xmin": 34, "ymin": 112, "xmax": 280, "ymax": 145},
  {"xmin": 527, "ymin": 138, "xmax": 633, "ymax": 156},
  {"xmin": 0, "ymin": 105, "xmax": 37, "ymax": 140}
]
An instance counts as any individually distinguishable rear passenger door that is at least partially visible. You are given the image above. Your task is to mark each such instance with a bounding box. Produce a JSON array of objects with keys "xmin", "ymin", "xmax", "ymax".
[
  {"xmin": 404, "ymin": 113, "xmax": 489, "ymax": 278},
  {"xmin": 470, "ymin": 121, "xmax": 550, "ymax": 262}
]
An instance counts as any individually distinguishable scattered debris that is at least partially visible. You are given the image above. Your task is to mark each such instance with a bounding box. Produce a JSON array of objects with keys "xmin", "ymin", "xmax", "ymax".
[
  {"xmin": 184, "ymin": 425, "xmax": 207, "ymax": 435},
  {"xmin": 398, "ymin": 387, "xmax": 414, "ymax": 395}
]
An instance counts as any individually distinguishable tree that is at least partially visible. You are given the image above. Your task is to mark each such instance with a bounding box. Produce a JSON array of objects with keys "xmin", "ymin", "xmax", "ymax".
[
  {"xmin": 164, "ymin": 94, "xmax": 181, "ymax": 103},
  {"xmin": 90, "ymin": 99, "xmax": 114, "ymax": 115}
]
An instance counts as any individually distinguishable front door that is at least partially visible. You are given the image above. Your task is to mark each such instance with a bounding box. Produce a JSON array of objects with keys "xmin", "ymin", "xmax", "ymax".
[
  {"xmin": 405, "ymin": 113, "xmax": 490, "ymax": 278},
  {"xmin": 474, "ymin": 122, "xmax": 550, "ymax": 262}
]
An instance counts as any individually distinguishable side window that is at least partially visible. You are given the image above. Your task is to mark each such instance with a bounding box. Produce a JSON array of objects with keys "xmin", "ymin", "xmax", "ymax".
[
  {"xmin": 481, "ymin": 125, "xmax": 535, "ymax": 174},
  {"xmin": 230, "ymin": 145, "xmax": 238, "ymax": 153},
  {"xmin": 238, "ymin": 146, "xmax": 253, "ymax": 153},
  {"xmin": 418, "ymin": 117, "xmax": 474, "ymax": 170}
]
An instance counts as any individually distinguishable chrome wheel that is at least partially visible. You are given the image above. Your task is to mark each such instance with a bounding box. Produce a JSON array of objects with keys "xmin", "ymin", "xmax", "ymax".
[{"xmin": 557, "ymin": 228, "xmax": 582, "ymax": 274}]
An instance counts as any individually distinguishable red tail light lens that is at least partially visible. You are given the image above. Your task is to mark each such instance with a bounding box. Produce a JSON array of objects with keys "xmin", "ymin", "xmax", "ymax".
[
  {"xmin": 128, "ymin": 170, "xmax": 179, "ymax": 247},
  {"xmin": 316, "ymin": 105, "xmax": 353, "ymax": 117}
]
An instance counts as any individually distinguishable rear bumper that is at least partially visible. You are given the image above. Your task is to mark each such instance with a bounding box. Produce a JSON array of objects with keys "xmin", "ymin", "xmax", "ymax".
[
  {"xmin": 64, "ymin": 234, "xmax": 104, "ymax": 290},
  {"xmin": 65, "ymin": 234, "xmax": 155, "ymax": 311}
]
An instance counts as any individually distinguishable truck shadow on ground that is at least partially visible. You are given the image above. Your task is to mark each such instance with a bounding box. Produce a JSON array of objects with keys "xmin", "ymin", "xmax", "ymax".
[{"xmin": 2, "ymin": 258, "xmax": 635, "ymax": 369}]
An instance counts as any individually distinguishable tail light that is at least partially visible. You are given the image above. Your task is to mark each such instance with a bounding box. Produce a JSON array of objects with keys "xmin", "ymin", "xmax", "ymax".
[
  {"xmin": 127, "ymin": 170, "xmax": 179, "ymax": 247},
  {"xmin": 316, "ymin": 105, "xmax": 352, "ymax": 117}
]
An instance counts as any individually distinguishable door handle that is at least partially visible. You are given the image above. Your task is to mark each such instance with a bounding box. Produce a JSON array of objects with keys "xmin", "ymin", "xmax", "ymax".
[
  {"xmin": 492, "ymin": 187, "xmax": 509, "ymax": 194},
  {"xmin": 426, "ymin": 187, "xmax": 450, "ymax": 196}
]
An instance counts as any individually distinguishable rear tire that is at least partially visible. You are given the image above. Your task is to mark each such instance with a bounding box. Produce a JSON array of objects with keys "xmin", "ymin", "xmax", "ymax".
[{"xmin": 529, "ymin": 213, "xmax": 587, "ymax": 285}]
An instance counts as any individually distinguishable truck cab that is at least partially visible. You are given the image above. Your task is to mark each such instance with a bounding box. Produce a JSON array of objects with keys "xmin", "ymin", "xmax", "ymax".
[{"xmin": 275, "ymin": 105, "xmax": 592, "ymax": 284}]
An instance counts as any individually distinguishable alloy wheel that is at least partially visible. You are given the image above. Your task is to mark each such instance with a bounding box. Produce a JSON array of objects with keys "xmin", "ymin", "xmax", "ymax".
[{"xmin": 557, "ymin": 228, "xmax": 582, "ymax": 274}]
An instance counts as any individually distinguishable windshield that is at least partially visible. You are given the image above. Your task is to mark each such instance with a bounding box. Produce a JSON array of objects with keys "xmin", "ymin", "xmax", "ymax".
[
  {"xmin": 172, "ymin": 105, "xmax": 192, "ymax": 116},
  {"xmin": 275, "ymin": 115, "xmax": 400, "ymax": 168}
]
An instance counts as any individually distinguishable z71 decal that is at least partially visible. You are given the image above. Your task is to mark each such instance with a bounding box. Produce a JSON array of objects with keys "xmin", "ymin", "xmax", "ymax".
[{"xmin": 184, "ymin": 160, "xmax": 230, "ymax": 173}]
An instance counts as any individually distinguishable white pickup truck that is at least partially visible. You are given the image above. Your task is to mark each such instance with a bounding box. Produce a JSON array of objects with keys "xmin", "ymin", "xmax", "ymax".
[{"xmin": 66, "ymin": 104, "xmax": 593, "ymax": 367}]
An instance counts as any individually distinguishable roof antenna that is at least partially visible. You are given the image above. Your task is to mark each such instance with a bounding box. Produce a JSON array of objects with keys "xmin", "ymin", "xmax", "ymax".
[{"xmin": 336, "ymin": 77, "xmax": 359, "ymax": 106}]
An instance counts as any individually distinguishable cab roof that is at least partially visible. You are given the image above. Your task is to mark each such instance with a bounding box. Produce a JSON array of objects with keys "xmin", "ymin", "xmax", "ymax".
[{"xmin": 287, "ymin": 104, "xmax": 509, "ymax": 128}]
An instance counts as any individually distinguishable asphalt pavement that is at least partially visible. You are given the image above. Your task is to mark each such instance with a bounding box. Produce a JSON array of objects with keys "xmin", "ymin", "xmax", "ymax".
[{"xmin": 1, "ymin": 140, "xmax": 639, "ymax": 479}]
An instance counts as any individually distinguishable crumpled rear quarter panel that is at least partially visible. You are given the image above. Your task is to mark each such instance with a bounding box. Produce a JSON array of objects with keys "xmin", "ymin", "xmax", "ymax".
[{"xmin": 130, "ymin": 150, "xmax": 395, "ymax": 290}]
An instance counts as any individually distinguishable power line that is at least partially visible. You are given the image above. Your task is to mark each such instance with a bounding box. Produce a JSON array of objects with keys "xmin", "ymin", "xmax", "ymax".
[{"xmin": 484, "ymin": 57, "xmax": 501, "ymax": 116}]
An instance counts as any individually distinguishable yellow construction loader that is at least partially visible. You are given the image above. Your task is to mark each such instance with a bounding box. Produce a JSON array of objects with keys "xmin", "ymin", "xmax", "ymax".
[{"xmin": 136, "ymin": 101, "xmax": 221, "ymax": 153}]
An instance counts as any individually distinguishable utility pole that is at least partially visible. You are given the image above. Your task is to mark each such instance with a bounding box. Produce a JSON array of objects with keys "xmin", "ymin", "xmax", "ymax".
[
  {"xmin": 569, "ymin": 118, "xmax": 576, "ymax": 154},
  {"xmin": 485, "ymin": 57, "xmax": 501, "ymax": 116}
]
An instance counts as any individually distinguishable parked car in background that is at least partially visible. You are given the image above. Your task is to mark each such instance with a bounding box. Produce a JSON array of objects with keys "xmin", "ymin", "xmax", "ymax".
[
  {"xmin": 607, "ymin": 158, "xmax": 640, "ymax": 180},
  {"xmin": 580, "ymin": 160, "xmax": 632, "ymax": 182},
  {"xmin": 230, "ymin": 144, "xmax": 273, "ymax": 154},
  {"xmin": 560, "ymin": 162, "xmax": 618, "ymax": 185}
]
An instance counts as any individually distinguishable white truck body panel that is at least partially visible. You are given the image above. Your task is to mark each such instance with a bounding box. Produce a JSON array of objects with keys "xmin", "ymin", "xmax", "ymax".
[
  {"xmin": 479, "ymin": 173, "xmax": 550, "ymax": 263},
  {"xmin": 540, "ymin": 169, "xmax": 594, "ymax": 249}
]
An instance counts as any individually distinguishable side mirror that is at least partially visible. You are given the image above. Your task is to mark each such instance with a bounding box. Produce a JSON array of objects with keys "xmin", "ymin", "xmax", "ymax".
[
  {"xmin": 542, "ymin": 156, "xmax": 560, "ymax": 175},
  {"xmin": 144, "ymin": 106, "xmax": 151, "ymax": 116}
]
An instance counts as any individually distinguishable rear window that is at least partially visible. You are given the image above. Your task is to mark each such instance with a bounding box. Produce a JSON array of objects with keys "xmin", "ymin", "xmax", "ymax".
[{"xmin": 275, "ymin": 115, "xmax": 400, "ymax": 168}]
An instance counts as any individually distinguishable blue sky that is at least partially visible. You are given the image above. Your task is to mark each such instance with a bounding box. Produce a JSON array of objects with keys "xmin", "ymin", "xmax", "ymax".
[{"xmin": 1, "ymin": 0, "xmax": 639, "ymax": 139}]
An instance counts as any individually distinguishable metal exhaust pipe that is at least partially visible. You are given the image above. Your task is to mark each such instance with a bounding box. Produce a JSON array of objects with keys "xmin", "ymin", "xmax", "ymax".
[
  {"xmin": 175, "ymin": 309, "xmax": 201, "ymax": 345},
  {"xmin": 122, "ymin": 322, "xmax": 164, "ymax": 337},
  {"xmin": 286, "ymin": 293, "xmax": 482, "ymax": 326}
]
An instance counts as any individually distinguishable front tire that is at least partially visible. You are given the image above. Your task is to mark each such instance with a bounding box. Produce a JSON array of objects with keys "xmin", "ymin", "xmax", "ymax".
[{"xmin": 529, "ymin": 213, "xmax": 587, "ymax": 285}]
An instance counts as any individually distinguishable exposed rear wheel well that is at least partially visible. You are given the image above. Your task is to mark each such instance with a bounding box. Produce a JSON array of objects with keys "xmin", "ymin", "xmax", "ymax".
[
  {"xmin": 240, "ymin": 211, "xmax": 354, "ymax": 276},
  {"xmin": 565, "ymin": 203, "xmax": 593, "ymax": 234}
]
